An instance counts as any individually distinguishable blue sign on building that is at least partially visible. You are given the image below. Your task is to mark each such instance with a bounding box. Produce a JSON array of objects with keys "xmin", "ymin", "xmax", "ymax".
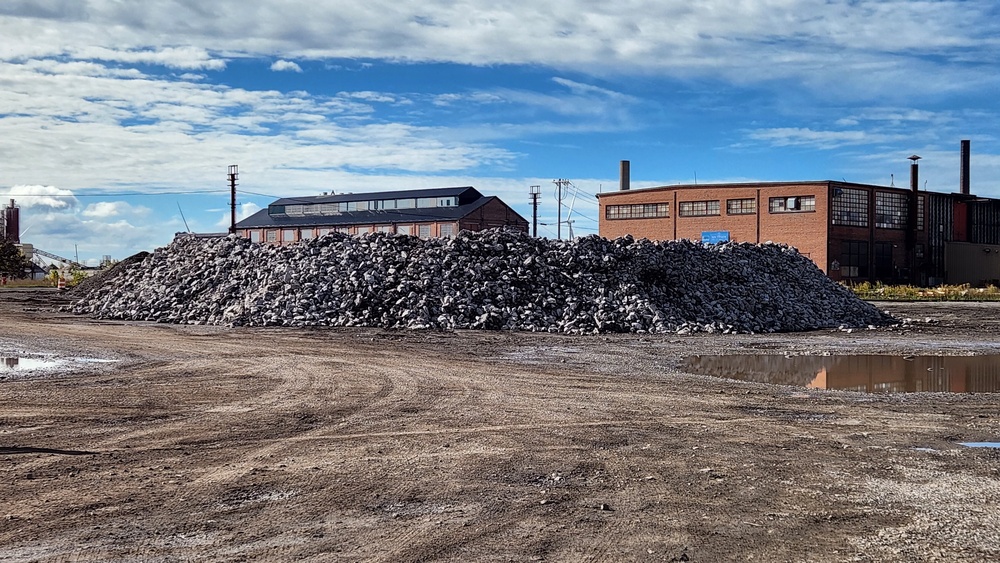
[{"xmin": 701, "ymin": 231, "xmax": 731, "ymax": 244}]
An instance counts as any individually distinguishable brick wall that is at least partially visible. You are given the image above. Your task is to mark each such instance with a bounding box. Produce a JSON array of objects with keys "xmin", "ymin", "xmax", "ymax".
[{"xmin": 599, "ymin": 183, "xmax": 830, "ymax": 271}]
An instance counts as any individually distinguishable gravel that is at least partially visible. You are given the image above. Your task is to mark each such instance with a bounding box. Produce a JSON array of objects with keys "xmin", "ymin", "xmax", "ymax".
[{"xmin": 69, "ymin": 229, "xmax": 895, "ymax": 333}]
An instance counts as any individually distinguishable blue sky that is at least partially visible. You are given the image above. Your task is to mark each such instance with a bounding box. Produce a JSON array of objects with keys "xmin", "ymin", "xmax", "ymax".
[{"xmin": 1, "ymin": 0, "xmax": 999, "ymax": 265}]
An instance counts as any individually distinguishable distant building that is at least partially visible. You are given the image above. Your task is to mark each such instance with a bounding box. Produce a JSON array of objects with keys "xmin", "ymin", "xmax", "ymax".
[
  {"xmin": 235, "ymin": 186, "xmax": 528, "ymax": 244},
  {"xmin": 599, "ymin": 143, "xmax": 1000, "ymax": 286}
]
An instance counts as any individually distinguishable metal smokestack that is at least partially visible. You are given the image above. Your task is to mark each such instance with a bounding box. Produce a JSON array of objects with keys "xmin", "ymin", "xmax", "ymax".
[
  {"xmin": 908, "ymin": 155, "xmax": 920, "ymax": 194},
  {"xmin": 907, "ymin": 155, "xmax": 920, "ymax": 284},
  {"xmin": 960, "ymin": 139, "xmax": 971, "ymax": 195},
  {"xmin": 619, "ymin": 160, "xmax": 630, "ymax": 191}
]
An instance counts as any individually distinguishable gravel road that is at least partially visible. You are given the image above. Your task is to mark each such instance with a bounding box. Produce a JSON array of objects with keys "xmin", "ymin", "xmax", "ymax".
[{"xmin": 2, "ymin": 289, "xmax": 1000, "ymax": 562}]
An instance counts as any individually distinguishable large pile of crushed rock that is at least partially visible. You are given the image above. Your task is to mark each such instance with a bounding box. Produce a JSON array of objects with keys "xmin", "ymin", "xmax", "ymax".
[{"xmin": 70, "ymin": 230, "xmax": 895, "ymax": 334}]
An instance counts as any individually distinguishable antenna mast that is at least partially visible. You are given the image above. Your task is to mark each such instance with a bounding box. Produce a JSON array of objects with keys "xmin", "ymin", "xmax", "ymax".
[
  {"xmin": 529, "ymin": 185, "xmax": 540, "ymax": 237},
  {"xmin": 228, "ymin": 164, "xmax": 239, "ymax": 234}
]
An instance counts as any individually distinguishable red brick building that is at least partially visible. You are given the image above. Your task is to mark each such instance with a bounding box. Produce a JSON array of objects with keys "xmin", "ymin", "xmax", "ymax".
[
  {"xmin": 598, "ymin": 149, "xmax": 1000, "ymax": 285},
  {"xmin": 236, "ymin": 186, "xmax": 528, "ymax": 245}
]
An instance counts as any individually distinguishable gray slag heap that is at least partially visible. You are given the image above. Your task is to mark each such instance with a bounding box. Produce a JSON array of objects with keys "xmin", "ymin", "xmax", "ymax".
[{"xmin": 71, "ymin": 230, "xmax": 894, "ymax": 333}]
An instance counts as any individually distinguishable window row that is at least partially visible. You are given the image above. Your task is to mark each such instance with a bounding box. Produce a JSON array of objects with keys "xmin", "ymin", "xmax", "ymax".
[
  {"xmin": 726, "ymin": 198, "xmax": 756, "ymax": 215},
  {"xmin": 831, "ymin": 189, "xmax": 926, "ymax": 230},
  {"xmin": 605, "ymin": 202, "xmax": 670, "ymax": 220},
  {"xmin": 678, "ymin": 200, "xmax": 720, "ymax": 217},
  {"xmin": 270, "ymin": 196, "xmax": 458, "ymax": 217},
  {"xmin": 874, "ymin": 191, "xmax": 908, "ymax": 229},
  {"xmin": 246, "ymin": 222, "xmax": 456, "ymax": 244},
  {"xmin": 831, "ymin": 187, "xmax": 868, "ymax": 227},
  {"xmin": 769, "ymin": 195, "xmax": 816, "ymax": 213}
]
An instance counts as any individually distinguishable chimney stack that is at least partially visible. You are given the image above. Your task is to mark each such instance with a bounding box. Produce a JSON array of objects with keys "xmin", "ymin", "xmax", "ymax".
[
  {"xmin": 619, "ymin": 160, "xmax": 630, "ymax": 191},
  {"xmin": 908, "ymin": 155, "xmax": 921, "ymax": 194},
  {"xmin": 2, "ymin": 199, "xmax": 19, "ymax": 243},
  {"xmin": 960, "ymin": 139, "xmax": 971, "ymax": 195}
]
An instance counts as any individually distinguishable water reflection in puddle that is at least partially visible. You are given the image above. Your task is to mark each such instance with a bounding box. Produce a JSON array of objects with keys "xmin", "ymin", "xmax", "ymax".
[
  {"xmin": 1, "ymin": 357, "xmax": 63, "ymax": 371},
  {"xmin": 683, "ymin": 354, "xmax": 1000, "ymax": 394},
  {"xmin": 959, "ymin": 442, "xmax": 1000, "ymax": 448}
]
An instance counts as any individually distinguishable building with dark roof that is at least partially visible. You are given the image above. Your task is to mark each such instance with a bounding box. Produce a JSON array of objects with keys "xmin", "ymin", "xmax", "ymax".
[{"xmin": 235, "ymin": 186, "xmax": 528, "ymax": 244}]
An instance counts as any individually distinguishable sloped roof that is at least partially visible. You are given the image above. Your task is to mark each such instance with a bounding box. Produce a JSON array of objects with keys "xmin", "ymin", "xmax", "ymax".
[
  {"xmin": 235, "ymin": 195, "xmax": 501, "ymax": 229},
  {"xmin": 269, "ymin": 186, "xmax": 481, "ymax": 206}
]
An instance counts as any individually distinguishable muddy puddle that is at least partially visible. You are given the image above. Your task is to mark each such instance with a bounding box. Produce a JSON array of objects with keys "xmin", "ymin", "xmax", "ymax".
[
  {"xmin": 683, "ymin": 354, "xmax": 1000, "ymax": 394},
  {"xmin": 0, "ymin": 354, "xmax": 117, "ymax": 379}
]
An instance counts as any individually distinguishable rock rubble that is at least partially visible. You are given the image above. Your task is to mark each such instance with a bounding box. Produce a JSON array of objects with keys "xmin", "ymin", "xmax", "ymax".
[{"xmin": 70, "ymin": 230, "xmax": 895, "ymax": 334}]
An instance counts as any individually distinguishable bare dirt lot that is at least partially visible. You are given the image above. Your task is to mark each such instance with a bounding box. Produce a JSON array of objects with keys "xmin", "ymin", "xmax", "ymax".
[{"xmin": 2, "ymin": 289, "xmax": 1000, "ymax": 562}]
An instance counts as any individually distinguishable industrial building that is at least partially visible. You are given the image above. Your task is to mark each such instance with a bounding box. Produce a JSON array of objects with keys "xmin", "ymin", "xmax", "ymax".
[
  {"xmin": 1, "ymin": 199, "xmax": 19, "ymax": 243},
  {"xmin": 598, "ymin": 142, "xmax": 1000, "ymax": 286},
  {"xmin": 235, "ymin": 186, "xmax": 528, "ymax": 244}
]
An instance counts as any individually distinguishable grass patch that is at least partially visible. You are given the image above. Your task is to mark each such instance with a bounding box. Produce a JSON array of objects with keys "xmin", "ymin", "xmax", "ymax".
[
  {"xmin": 0, "ymin": 278, "xmax": 59, "ymax": 289},
  {"xmin": 850, "ymin": 282, "xmax": 1000, "ymax": 301}
]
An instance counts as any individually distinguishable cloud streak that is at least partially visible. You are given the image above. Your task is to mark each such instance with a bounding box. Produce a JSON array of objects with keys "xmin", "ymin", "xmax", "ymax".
[{"xmin": 2, "ymin": 1, "xmax": 998, "ymax": 97}]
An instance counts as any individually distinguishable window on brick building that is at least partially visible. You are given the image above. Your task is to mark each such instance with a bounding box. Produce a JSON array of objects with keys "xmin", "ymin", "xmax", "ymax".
[
  {"xmin": 249, "ymin": 230, "xmax": 261, "ymax": 243},
  {"xmin": 440, "ymin": 224, "xmax": 454, "ymax": 238},
  {"xmin": 726, "ymin": 198, "xmax": 756, "ymax": 215},
  {"xmin": 397, "ymin": 225, "xmax": 412, "ymax": 236},
  {"xmin": 917, "ymin": 195, "xmax": 925, "ymax": 231},
  {"xmin": 875, "ymin": 191, "xmax": 908, "ymax": 229},
  {"xmin": 300, "ymin": 228, "xmax": 315, "ymax": 240},
  {"xmin": 769, "ymin": 195, "xmax": 816, "ymax": 213},
  {"xmin": 831, "ymin": 188, "xmax": 868, "ymax": 227},
  {"xmin": 282, "ymin": 229, "xmax": 296, "ymax": 242},
  {"xmin": 840, "ymin": 240, "xmax": 869, "ymax": 279},
  {"xmin": 678, "ymin": 200, "xmax": 720, "ymax": 217},
  {"xmin": 605, "ymin": 203, "xmax": 670, "ymax": 220},
  {"xmin": 266, "ymin": 230, "xmax": 278, "ymax": 242},
  {"xmin": 376, "ymin": 225, "xmax": 392, "ymax": 233},
  {"xmin": 604, "ymin": 203, "xmax": 670, "ymax": 220},
  {"xmin": 418, "ymin": 224, "xmax": 431, "ymax": 239}
]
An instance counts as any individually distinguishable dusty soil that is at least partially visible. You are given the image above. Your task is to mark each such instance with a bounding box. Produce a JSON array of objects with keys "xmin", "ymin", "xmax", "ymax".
[{"xmin": 2, "ymin": 288, "xmax": 1000, "ymax": 562}]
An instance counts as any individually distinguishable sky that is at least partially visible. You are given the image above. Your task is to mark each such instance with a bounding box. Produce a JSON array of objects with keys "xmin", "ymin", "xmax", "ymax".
[{"xmin": 1, "ymin": 0, "xmax": 999, "ymax": 265}]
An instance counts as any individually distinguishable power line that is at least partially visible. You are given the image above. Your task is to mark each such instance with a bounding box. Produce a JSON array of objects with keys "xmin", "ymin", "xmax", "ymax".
[
  {"xmin": 571, "ymin": 211, "xmax": 599, "ymax": 224},
  {"xmin": 2, "ymin": 189, "xmax": 229, "ymax": 198}
]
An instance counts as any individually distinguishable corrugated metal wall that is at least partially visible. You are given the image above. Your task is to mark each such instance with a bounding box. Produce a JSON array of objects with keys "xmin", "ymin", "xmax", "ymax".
[
  {"xmin": 969, "ymin": 201, "xmax": 1000, "ymax": 245},
  {"xmin": 927, "ymin": 194, "xmax": 953, "ymax": 282}
]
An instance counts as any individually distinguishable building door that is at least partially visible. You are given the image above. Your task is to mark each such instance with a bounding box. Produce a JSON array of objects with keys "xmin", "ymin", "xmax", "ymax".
[
  {"xmin": 874, "ymin": 242, "xmax": 894, "ymax": 282},
  {"xmin": 840, "ymin": 240, "xmax": 869, "ymax": 281}
]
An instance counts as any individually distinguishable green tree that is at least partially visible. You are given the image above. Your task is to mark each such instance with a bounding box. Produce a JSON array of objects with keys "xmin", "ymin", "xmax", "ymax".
[{"xmin": 0, "ymin": 240, "xmax": 32, "ymax": 279}]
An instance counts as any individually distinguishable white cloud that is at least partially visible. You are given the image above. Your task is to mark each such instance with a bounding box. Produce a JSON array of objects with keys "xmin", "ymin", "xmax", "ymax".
[
  {"xmin": 746, "ymin": 127, "xmax": 907, "ymax": 150},
  {"xmin": 81, "ymin": 201, "xmax": 151, "ymax": 218},
  {"xmin": 271, "ymin": 60, "xmax": 302, "ymax": 73},
  {"xmin": 0, "ymin": 185, "xmax": 77, "ymax": 210},
  {"xmin": 70, "ymin": 46, "xmax": 226, "ymax": 70}
]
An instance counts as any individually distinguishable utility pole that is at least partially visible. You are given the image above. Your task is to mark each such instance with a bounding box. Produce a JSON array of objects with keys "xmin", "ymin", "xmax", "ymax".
[
  {"xmin": 228, "ymin": 165, "xmax": 239, "ymax": 234},
  {"xmin": 553, "ymin": 179, "xmax": 570, "ymax": 240},
  {"xmin": 529, "ymin": 185, "xmax": 540, "ymax": 237}
]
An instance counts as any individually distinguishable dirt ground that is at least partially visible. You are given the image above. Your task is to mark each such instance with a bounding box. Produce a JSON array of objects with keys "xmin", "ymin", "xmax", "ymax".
[{"xmin": 2, "ymin": 289, "xmax": 1000, "ymax": 562}]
